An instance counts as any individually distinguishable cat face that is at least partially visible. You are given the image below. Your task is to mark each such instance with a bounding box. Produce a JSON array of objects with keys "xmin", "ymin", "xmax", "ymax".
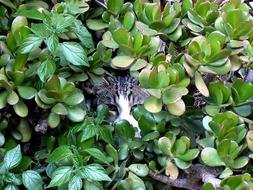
[
  {"xmin": 94, "ymin": 76, "xmax": 148, "ymax": 137},
  {"xmin": 94, "ymin": 76, "xmax": 149, "ymax": 109}
]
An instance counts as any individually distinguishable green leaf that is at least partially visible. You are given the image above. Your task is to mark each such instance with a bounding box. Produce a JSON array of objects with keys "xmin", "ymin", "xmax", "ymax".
[
  {"xmin": 50, "ymin": 14, "xmax": 75, "ymax": 33},
  {"xmin": 0, "ymin": 132, "xmax": 5, "ymax": 147},
  {"xmin": 80, "ymin": 164, "xmax": 111, "ymax": 181},
  {"xmin": 130, "ymin": 59, "xmax": 147, "ymax": 71},
  {"xmin": 174, "ymin": 158, "xmax": 191, "ymax": 170},
  {"xmin": 60, "ymin": 42, "xmax": 89, "ymax": 66},
  {"xmin": 83, "ymin": 181, "xmax": 103, "ymax": 190},
  {"xmin": 202, "ymin": 183, "xmax": 215, "ymax": 190},
  {"xmin": 231, "ymin": 156, "xmax": 249, "ymax": 169},
  {"xmin": 17, "ymin": 86, "xmax": 36, "ymax": 100},
  {"xmin": 112, "ymin": 28, "xmax": 132, "ymax": 46},
  {"xmin": 86, "ymin": 19, "xmax": 108, "ymax": 31},
  {"xmin": 14, "ymin": 8, "xmax": 43, "ymax": 20},
  {"xmin": 52, "ymin": 103, "xmax": 68, "ymax": 115},
  {"xmin": 67, "ymin": 106, "xmax": 86, "ymax": 122},
  {"xmin": 22, "ymin": 170, "xmax": 43, "ymax": 190},
  {"xmin": 143, "ymin": 131, "xmax": 160, "ymax": 141},
  {"xmin": 47, "ymin": 166, "xmax": 72, "ymax": 187},
  {"xmin": 45, "ymin": 35, "xmax": 59, "ymax": 55},
  {"xmin": 187, "ymin": 10, "xmax": 204, "ymax": 27},
  {"xmin": 48, "ymin": 112, "xmax": 60, "ymax": 128},
  {"xmin": 127, "ymin": 172, "xmax": 146, "ymax": 189},
  {"xmin": 78, "ymin": 121, "xmax": 99, "ymax": 142},
  {"xmin": 232, "ymin": 79, "xmax": 253, "ymax": 103},
  {"xmin": 105, "ymin": 144, "xmax": 118, "ymax": 165},
  {"xmin": 195, "ymin": 71, "xmax": 209, "ymax": 97},
  {"xmin": 19, "ymin": 35, "xmax": 43, "ymax": 54},
  {"xmin": 46, "ymin": 145, "xmax": 73, "ymax": 163},
  {"xmin": 135, "ymin": 21, "xmax": 158, "ymax": 36},
  {"xmin": 201, "ymin": 147, "xmax": 225, "ymax": 167},
  {"xmin": 13, "ymin": 100, "xmax": 28, "ymax": 117},
  {"xmin": 111, "ymin": 56, "xmax": 135, "ymax": 69},
  {"xmin": 31, "ymin": 23, "xmax": 50, "ymax": 38},
  {"xmin": 144, "ymin": 96, "xmax": 162, "ymax": 113},
  {"xmin": 107, "ymin": 0, "xmax": 123, "ymax": 15},
  {"xmin": 0, "ymin": 0, "xmax": 16, "ymax": 9},
  {"xmin": 4, "ymin": 145, "xmax": 22, "ymax": 169},
  {"xmin": 0, "ymin": 91, "xmax": 8, "ymax": 109},
  {"xmin": 162, "ymin": 86, "xmax": 188, "ymax": 104},
  {"xmin": 7, "ymin": 91, "xmax": 19, "ymax": 105},
  {"xmin": 128, "ymin": 164, "xmax": 149, "ymax": 177},
  {"xmin": 4, "ymin": 184, "xmax": 18, "ymax": 190},
  {"xmin": 246, "ymin": 131, "xmax": 253, "ymax": 152},
  {"xmin": 167, "ymin": 99, "xmax": 186, "ymax": 116},
  {"xmin": 157, "ymin": 137, "xmax": 172, "ymax": 155},
  {"xmin": 123, "ymin": 11, "xmax": 135, "ymax": 30},
  {"xmin": 177, "ymin": 149, "xmax": 199, "ymax": 161},
  {"xmin": 68, "ymin": 176, "xmax": 82, "ymax": 190},
  {"xmin": 64, "ymin": 92, "xmax": 84, "ymax": 106},
  {"xmin": 115, "ymin": 120, "xmax": 135, "ymax": 140},
  {"xmin": 84, "ymin": 148, "xmax": 110, "ymax": 164},
  {"xmin": 71, "ymin": 23, "xmax": 94, "ymax": 49},
  {"xmin": 37, "ymin": 60, "xmax": 56, "ymax": 82}
]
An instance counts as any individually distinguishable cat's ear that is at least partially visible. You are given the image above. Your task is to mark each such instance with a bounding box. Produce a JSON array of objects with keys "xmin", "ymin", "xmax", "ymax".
[{"xmin": 93, "ymin": 77, "xmax": 110, "ymax": 93}]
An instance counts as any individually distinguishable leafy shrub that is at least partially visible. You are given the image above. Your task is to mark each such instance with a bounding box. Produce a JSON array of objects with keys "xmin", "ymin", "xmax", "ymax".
[{"xmin": 1, "ymin": 0, "xmax": 253, "ymax": 189}]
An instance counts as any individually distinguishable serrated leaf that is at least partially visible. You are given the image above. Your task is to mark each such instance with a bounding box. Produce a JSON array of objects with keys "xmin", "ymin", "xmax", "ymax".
[
  {"xmin": 22, "ymin": 170, "xmax": 43, "ymax": 190},
  {"xmin": 60, "ymin": 42, "xmax": 89, "ymax": 66},
  {"xmin": 84, "ymin": 148, "xmax": 110, "ymax": 164},
  {"xmin": 31, "ymin": 23, "xmax": 50, "ymax": 38},
  {"xmin": 37, "ymin": 60, "xmax": 56, "ymax": 82},
  {"xmin": 46, "ymin": 145, "xmax": 73, "ymax": 163},
  {"xmin": 19, "ymin": 35, "xmax": 43, "ymax": 54},
  {"xmin": 80, "ymin": 164, "xmax": 111, "ymax": 181},
  {"xmin": 47, "ymin": 166, "xmax": 72, "ymax": 187},
  {"xmin": 45, "ymin": 35, "xmax": 59, "ymax": 55},
  {"xmin": 4, "ymin": 145, "xmax": 22, "ymax": 169},
  {"xmin": 68, "ymin": 176, "xmax": 82, "ymax": 190},
  {"xmin": 71, "ymin": 23, "xmax": 93, "ymax": 49}
]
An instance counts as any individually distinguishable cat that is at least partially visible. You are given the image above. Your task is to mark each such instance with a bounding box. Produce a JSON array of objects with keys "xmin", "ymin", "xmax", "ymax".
[{"xmin": 94, "ymin": 76, "xmax": 149, "ymax": 137}]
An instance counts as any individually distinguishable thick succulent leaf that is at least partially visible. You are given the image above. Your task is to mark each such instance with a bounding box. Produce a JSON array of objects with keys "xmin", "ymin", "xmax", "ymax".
[
  {"xmin": 162, "ymin": 86, "xmax": 188, "ymax": 104},
  {"xmin": 201, "ymin": 147, "xmax": 225, "ymax": 167},
  {"xmin": 195, "ymin": 71, "xmax": 209, "ymax": 97},
  {"xmin": 144, "ymin": 96, "xmax": 162, "ymax": 113}
]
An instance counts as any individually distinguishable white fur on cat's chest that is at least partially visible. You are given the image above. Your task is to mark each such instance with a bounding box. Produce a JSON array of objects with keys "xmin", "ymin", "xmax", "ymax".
[{"xmin": 116, "ymin": 94, "xmax": 140, "ymax": 137}]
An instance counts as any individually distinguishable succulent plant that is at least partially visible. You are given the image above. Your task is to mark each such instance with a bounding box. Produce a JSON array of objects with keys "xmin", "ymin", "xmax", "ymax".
[{"xmin": 36, "ymin": 75, "xmax": 86, "ymax": 128}]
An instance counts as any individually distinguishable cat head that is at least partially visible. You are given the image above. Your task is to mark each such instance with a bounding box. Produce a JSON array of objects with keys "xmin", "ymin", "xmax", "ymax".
[{"xmin": 94, "ymin": 76, "xmax": 149, "ymax": 108}]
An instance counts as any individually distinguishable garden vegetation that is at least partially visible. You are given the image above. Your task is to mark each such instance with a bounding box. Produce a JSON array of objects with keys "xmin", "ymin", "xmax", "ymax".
[{"xmin": 0, "ymin": 0, "xmax": 253, "ymax": 189}]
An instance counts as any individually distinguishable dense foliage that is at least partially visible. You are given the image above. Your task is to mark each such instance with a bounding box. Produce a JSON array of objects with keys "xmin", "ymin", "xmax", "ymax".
[{"xmin": 1, "ymin": 0, "xmax": 253, "ymax": 189}]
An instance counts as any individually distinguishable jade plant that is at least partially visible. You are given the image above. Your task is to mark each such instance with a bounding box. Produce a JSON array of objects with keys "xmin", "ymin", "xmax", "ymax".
[{"xmin": 1, "ymin": 0, "xmax": 253, "ymax": 190}]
